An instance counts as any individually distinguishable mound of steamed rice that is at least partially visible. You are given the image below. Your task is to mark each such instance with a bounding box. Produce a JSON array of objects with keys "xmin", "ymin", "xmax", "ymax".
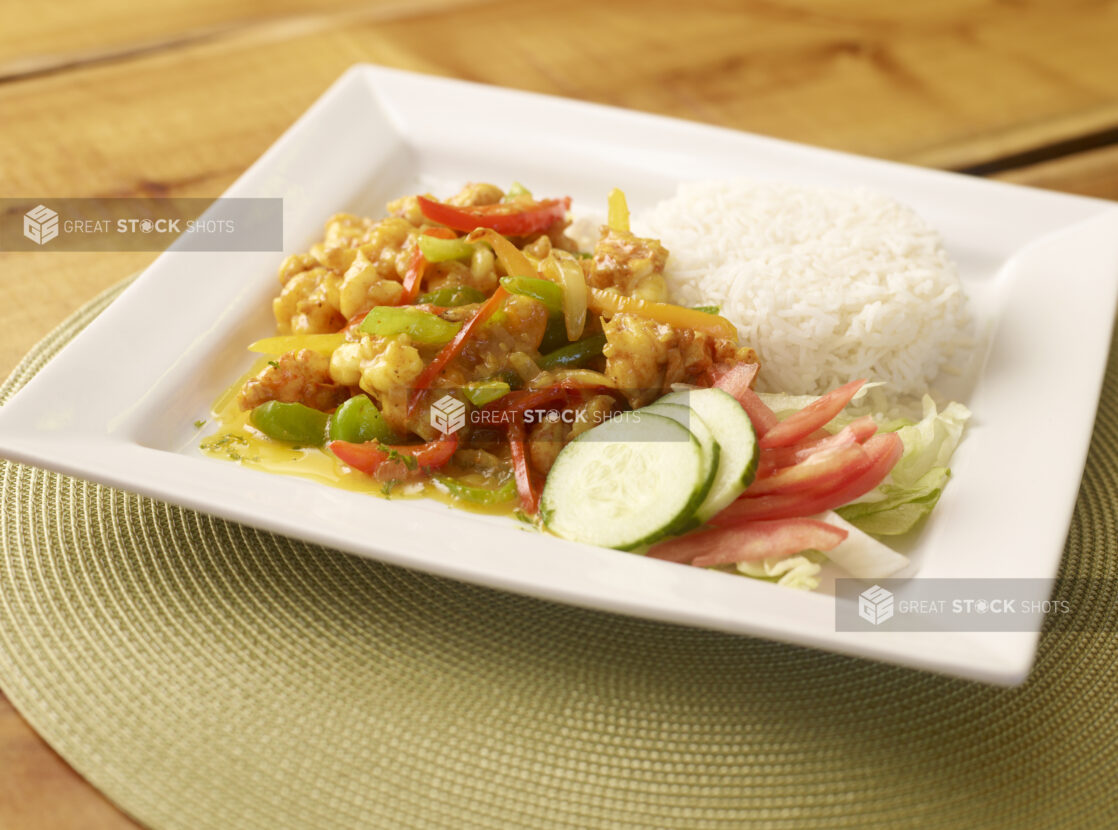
[{"xmin": 636, "ymin": 180, "xmax": 970, "ymax": 397}]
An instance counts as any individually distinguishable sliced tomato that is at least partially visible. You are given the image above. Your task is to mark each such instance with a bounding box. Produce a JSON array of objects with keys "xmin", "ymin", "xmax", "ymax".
[
  {"xmin": 418, "ymin": 195, "xmax": 570, "ymax": 236},
  {"xmin": 648, "ymin": 518, "xmax": 847, "ymax": 567},
  {"xmin": 757, "ymin": 416, "xmax": 878, "ymax": 475},
  {"xmin": 707, "ymin": 361, "xmax": 758, "ymax": 395},
  {"xmin": 330, "ymin": 434, "xmax": 459, "ymax": 479},
  {"xmin": 758, "ymin": 379, "xmax": 866, "ymax": 449},
  {"xmin": 508, "ymin": 419, "xmax": 541, "ymax": 514},
  {"xmin": 714, "ymin": 432, "xmax": 903, "ymax": 523},
  {"xmin": 407, "ymin": 285, "xmax": 510, "ymax": 416},
  {"xmin": 747, "ymin": 444, "xmax": 870, "ymax": 496},
  {"xmin": 733, "ymin": 387, "xmax": 780, "ymax": 437}
]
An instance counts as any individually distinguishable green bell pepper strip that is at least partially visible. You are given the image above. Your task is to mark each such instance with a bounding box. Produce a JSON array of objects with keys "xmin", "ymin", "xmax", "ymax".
[
  {"xmin": 462, "ymin": 379, "xmax": 511, "ymax": 407},
  {"xmin": 537, "ymin": 334, "xmax": 607, "ymax": 370},
  {"xmin": 327, "ymin": 396, "xmax": 397, "ymax": 444},
  {"xmin": 432, "ymin": 474, "xmax": 518, "ymax": 505},
  {"xmin": 538, "ymin": 313, "xmax": 569, "ymax": 354},
  {"xmin": 360, "ymin": 306, "xmax": 462, "ymax": 345},
  {"xmin": 250, "ymin": 401, "xmax": 329, "ymax": 445},
  {"xmin": 415, "ymin": 285, "xmax": 487, "ymax": 307},
  {"xmin": 417, "ymin": 235, "xmax": 476, "ymax": 263},
  {"xmin": 499, "ymin": 276, "xmax": 563, "ymax": 314}
]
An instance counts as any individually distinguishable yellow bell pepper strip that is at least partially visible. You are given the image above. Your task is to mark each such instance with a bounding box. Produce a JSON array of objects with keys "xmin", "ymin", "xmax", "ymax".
[
  {"xmin": 587, "ymin": 288, "xmax": 739, "ymax": 341},
  {"xmin": 607, "ymin": 187, "xmax": 630, "ymax": 232},
  {"xmin": 248, "ymin": 333, "xmax": 345, "ymax": 356},
  {"xmin": 541, "ymin": 250, "xmax": 587, "ymax": 341},
  {"xmin": 407, "ymin": 285, "xmax": 511, "ymax": 416},
  {"xmin": 418, "ymin": 195, "xmax": 570, "ymax": 236},
  {"xmin": 536, "ymin": 334, "xmax": 606, "ymax": 371},
  {"xmin": 464, "ymin": 228, "xmax": 536, "ymax": 278},
  {"xmin": 499, "ymin": 276, "xmax": 563, "ymax": 313},
  {"xmin": 360, "ymin": 306, "xmax": 462, "ymax": 346},
  {"xmin": 431, "ymin": 474, "xmax": 517, "ymax": 505}
]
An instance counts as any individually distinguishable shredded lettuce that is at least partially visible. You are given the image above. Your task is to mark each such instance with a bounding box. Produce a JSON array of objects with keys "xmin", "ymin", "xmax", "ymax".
[
  {"xmin": 736, "ymin": 550, "xmax": 824, "ymax": 591},
  {"xmin": 838, "ymin": 396, "xmax": 970, "ymax": 535}
]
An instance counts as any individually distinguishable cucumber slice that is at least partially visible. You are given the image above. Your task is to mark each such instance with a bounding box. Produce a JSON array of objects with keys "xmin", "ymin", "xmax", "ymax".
[
  {"xmin": 642, "ymin": 402, "xmax": 720, "ymax": 531},
  {"xmin": 540, "ymin": 412, "xmax": 709, "ymax": 550},
  {"xmin": 660, "ymin": 387, "xmax": 758, "ymax": 521}
]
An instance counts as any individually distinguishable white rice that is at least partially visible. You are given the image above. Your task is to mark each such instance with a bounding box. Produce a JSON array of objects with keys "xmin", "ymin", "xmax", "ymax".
[{"xmin": 636, "ymin": 180, "xmax": 971, "ymax": 397}]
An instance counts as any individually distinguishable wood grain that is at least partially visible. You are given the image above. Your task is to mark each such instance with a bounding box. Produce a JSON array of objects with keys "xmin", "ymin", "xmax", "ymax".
[{"xmin": 1, "ymin": 1, "xmax": 1117, "ymax": 827}]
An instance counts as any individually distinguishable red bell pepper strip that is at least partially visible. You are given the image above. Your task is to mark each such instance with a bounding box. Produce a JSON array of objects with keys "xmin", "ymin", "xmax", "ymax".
[
  {"xmin": 400, "ymin": 246, "xmax": 427, "ymax": 305},
  {"xmin": 648, "ymin": 518, "xmax": 847, "ymax": 567},
  {"xmin": 418, "ymin": 195, "xmax": 570, "ymax": 236},
  {"xmin": 758, "ymin": 379, "xmax": 867, "ymax": 449},
  {"xmin": 407, "ymin": 285, "xmax": 510, "ymax": 416},
  {"xmin": 508, "ymin": 419, "xmax": 540, "ymax": 514},
  {"xmin": 399, "ymin": 228, "xmax": 461, "ymax": 305},
  {"xmin": 330, "ymin": 434, "xmax": 459, "ymax": 479},
  {"xmin": 713, "ymin": 432, "xmax": 903, "ymax": 524}
]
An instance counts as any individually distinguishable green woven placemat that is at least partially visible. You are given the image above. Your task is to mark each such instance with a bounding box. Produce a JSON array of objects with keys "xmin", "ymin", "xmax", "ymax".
[{"xmin": 1, "ymin": 282, "xmax": 1117, "ymax": 830}]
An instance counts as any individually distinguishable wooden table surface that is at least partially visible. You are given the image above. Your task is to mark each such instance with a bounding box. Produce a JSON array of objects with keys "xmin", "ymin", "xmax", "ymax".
[{"xmin": 2, "ymin": 1, "xmax": 1117, "ymax": 826}]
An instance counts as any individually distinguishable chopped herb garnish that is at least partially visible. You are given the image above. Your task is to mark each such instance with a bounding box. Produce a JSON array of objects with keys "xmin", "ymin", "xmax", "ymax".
[
  {"xmin": 193, "ymin": 419, "xmax": 207, "ymax": 429},
  {"xmin": 267, "ymin": 360, "xmax": 280, "ymax": 369}
]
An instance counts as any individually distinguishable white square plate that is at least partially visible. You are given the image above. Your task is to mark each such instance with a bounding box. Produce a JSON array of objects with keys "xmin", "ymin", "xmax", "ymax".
[{"xmin": 2, "ymin": 66, "xmax": 1116, "ymax": 685}]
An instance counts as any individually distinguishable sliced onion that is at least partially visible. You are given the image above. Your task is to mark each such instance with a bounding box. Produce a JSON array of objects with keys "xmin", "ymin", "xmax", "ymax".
[{"xmin": 543, "ymin": 250, "xmax": 588, "ymax": 341}]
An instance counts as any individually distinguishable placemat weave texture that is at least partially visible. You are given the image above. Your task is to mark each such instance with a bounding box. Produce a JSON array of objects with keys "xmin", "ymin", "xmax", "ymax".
[{"xmin": 1, "ymin": 282, "xmax": 1117, "ymax": 830}]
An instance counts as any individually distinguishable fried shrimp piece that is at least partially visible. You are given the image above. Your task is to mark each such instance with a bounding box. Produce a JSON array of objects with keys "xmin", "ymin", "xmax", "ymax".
[
  {"xmin": 276, "ymin": 216, "xmax": 418, "ymax": 333},
  {"xmin": 273, "ymin": 266, "xmax": 345, "ymax": 335},
  {"xmin": 239, "ymin": 349, "xmax": 350, "ymax": 412},
  {"xmin": 329, "ymin": 336, "xmax": 425, "ymax": 435},
  {"xmin": 590, "ymin": 228, "xmax": 670, "ymax": 302},
  {"xmin": 602, "ymin": 313, "xmax": 758, "ymax": 408}
]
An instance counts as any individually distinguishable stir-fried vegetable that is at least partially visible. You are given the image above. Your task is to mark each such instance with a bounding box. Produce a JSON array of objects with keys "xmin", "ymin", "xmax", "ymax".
[
  {"xmin": 327, "ymin": 396, "xmax": 397, "ymax": 445},
  {"xmin": 418, "ymin": 194, "xmax": 570, "ymax": 236},
  {"xmin": 407, "ymin": 285, "xmax": 511, "ymax": 415},
  {"xmin": 607, "ymin": 187, "xmax": 630, "ymax": 232},
  {"xmin": 588, "ymin": 288, "xmax": 738, "ymax": 341},
  {"xmin": 249, "ymin": 333, "xmax": 344, "ymax": 356},
  {"xmin": 417, "ymin": 235, "xmax": 476, "ymax": 263},
  {"xmin": 250, "ymin": 401, "xmax": 328, "ymax": 445},
  {"xmin": 537, "ymin": 335, "xmax": 606, "ymax": 370},
  {"xmin": 331, "ymin": 434, "xmax": 459, "ymax": 478},
  {"xmin": 432, "ymin": 474, "xmax": 517, "ymax": 505},
  {"xmin": 499, "ymin": 276, "xmax": 563, "ymax": 312},
  {"xmin": 543, "ymin": 250, "xmax": 587, "ymax": 341},
  {"xmin": 416, "ymin": 285, "xmax": 487, "ymax": 307},
  {"xmin": 360, "ymin": 306, "xmax": 462, "ymax": 346},
  {"xmin": 462, "ymin": 379, "xmax": 511, "ymax": 407}
]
